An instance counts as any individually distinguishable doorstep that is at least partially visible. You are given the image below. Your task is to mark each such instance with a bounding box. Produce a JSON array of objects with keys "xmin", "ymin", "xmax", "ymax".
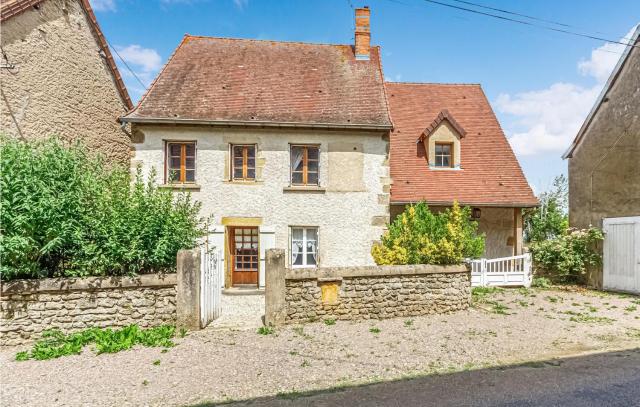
[{"xmin": 222, "ymin": 287, "xmax": 265, "ymax": 296}]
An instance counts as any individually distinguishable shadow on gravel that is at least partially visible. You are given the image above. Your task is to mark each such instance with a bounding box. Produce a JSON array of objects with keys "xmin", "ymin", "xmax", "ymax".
[{"xmin": 189, "ymin": 348, "xmax": 640, "ymax": 407}]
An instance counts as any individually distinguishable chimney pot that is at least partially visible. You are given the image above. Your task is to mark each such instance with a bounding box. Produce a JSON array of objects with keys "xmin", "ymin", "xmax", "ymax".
[{"xmin": 354, "ymin": 7, "xmax": 371, "ymax": 60}]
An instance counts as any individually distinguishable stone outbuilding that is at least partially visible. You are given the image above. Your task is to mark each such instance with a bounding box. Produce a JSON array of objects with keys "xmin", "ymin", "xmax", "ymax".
[
  {"xmin": 1, "ymin": 0, "xmax": 133, "ymax": 163},
  {"xmin": 563, "ymin": 26, "xmax": 640, "ymax": 289}
]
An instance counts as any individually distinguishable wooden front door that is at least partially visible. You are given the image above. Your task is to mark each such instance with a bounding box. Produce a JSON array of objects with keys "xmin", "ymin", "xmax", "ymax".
[{"xmin": 230, "ymin": 227, "xmax": 259, "ymax": 286}]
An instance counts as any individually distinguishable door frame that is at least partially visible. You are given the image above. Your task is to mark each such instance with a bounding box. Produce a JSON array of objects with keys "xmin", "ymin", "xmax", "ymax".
[{"xmin": 228, "ymin": 226, "xmax": 260, "ymax": 287}]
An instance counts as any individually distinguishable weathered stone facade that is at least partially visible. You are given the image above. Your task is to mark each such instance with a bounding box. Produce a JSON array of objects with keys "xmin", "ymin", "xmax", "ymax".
[
  {"xmin": 1, "ymin": 0, "xmax": 132, "ymax": 164},
  {"xmin": 0, "ymin": 274, "xmax": 177, "ymax": 346},
  {"xmin": 265, "ymin": 249, "xmax": 470, "ymax": 325}
]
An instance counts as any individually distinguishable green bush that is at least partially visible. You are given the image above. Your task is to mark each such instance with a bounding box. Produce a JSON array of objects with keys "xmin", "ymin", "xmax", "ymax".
[
  {"xmin": 524, "ymin": 175, "xmax": 568, "ymax": 243},
  {"xmin": 529, "ymin": 227, "xmax": 604, "ymax": 283},
  {"xmin": 371, "ymin": 201, "xmax": 484, "ymax": 265},
  {"xmin": 1, "ymin": 137, "xmax": 204, "ymax": 280}
]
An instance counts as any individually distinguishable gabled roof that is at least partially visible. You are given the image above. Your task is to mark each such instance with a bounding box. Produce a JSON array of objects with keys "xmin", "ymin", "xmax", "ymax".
[
  {"xmin": 563, "ymin": 25, "xmax": 640, "ymax": 159},
  {"xmin": 122, "ymin": 35, "xmax": 392, "ymax": 130},
  {"xmin": 417, "ymin": 109, "xmax": 466, "ymax": 143},
  {"xmin": 1, "ymin": 0, "xmax": 133, "ymax": 110},
  {"xmin": 386, "ymin": 82, "xmax": 538, "ymax": 207}
]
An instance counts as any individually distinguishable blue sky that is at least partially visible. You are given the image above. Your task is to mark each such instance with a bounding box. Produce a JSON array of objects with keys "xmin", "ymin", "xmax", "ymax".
[{"xmin": 91, "ymin": 0, "xmax": 639, "ymax": 194}]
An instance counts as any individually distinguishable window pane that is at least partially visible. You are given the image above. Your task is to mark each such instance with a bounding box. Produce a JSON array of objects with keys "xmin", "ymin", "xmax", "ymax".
[
  {"xmin": 185, "ymin": 144, "xmax": 195, "ymax": 157},
  {"xmin": 307, "ymin": 228, "xmax": 317, "ymax": 242},
  {"xmin": 307, "ymin": 147, "xmax": 319, "ymax": 160},
  {"xmin": 247, "ymin": 158, "xmax": 255, "ymax": 168},
  {"xmin": 168, "ymin": 169, "xmax": 180, "ymax": 182},
  {"xmin": 307, "ymin": 172, "xmax": 318, "ymax": 185},
  {"xmin": 233, "ymin": 168, "xmax": 244, "ymax": 179},
  {"xmin": 292, "ymin": 228, "xmax": 303, "ymax": 241},
  {"xmin": 247, "ymin": 146, "xmax": 256, "ymax": 158},
  {"xmin": 307, "ymin": 159, "xmax": 318, "ymax": 172},
  {"xmin": 185, "ymin": 157, "xmax": 195, "ymax": 169},
  {"xmin": 246, "ymin": 168, "xmax": 255, "ymax": 179},
  {"xmin": 292, "ymin": 241, "xmax": 303, "ymax": 265},
  {"xmin": 306, "ymin": 253, "xmax": 317, "ymax": 266},
  {"xmin": 185, "ymin": 170, "xmax": 195, "ymax": 182},
  {"xmin": 291, "ymin": 172, "xmax": 303, "ymax": 184},
  {"xmin": 169, "ymin": 157, "xmax": 180, "ymax": 169},
  {"xmin": 169, "ymin": 144, "xmax": 181, "ymax": 156},
  {"xmin": 233, "ymin": 145, "xmax": 243, "ymax": 157},
  {"xmin": 291, "ymin": 147, "xmax": 304, "ymax": 171}
]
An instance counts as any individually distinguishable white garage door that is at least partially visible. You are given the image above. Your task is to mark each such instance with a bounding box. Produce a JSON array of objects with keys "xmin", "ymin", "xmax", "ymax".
[{"xmin": 603, "ymin": 217, "xmax": 640, "ymax": 294}]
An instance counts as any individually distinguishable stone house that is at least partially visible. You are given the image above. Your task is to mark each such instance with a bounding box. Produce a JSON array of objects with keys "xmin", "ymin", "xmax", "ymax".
[
  {"xmin": 563, "ymin": 26, "xmax": 640, "ymax": 288},
  {"xmin": 122, "ymin": 7, "xmax": 535, "ymax": 288},
  {"xmin": 385, "ymin": 83, "xmax": 537, "ymax": 258},
  {"xmin": 1, "ymin": 0, "xmax": 133, "ymax": 163}
]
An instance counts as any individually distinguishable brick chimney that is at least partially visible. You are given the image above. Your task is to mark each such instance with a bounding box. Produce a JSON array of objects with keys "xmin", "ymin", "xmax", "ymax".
[{"xmin": 354, "ymin": 6, "xmax": 370, "ymax": 60}]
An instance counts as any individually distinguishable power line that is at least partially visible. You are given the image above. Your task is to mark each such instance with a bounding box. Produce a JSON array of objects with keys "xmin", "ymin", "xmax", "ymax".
[
  {"xmin": 107, "ymin": 41, "xmax": 148, "ymax": 89},
  {"xmin": 419, "ymin": 0, "xmax": 639, "ymax": 50}
]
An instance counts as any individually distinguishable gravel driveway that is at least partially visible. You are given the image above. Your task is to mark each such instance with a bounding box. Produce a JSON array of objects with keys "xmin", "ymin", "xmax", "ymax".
[{"xmin": 2, "ymin": 286, "xmax": 639, "ymax": 407}]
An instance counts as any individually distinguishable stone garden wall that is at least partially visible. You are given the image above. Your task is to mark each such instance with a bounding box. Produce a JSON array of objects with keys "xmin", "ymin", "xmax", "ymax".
[
  {"xmin": 265, "ymin": 249, "xmax": 471, "ymax": 325},
  {"xmin": 0, "ymin": 274, "xmax": 177, "ymax": 346}
]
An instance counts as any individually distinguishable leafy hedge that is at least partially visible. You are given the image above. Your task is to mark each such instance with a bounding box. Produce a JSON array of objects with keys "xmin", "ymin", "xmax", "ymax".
[
  {"xmin": 372, "ymin": 201, "xmax": 485, "ymax": 265},
  {"xmin": 529, "ymin": 227, "xmax": 604, "ymax": 283},
  {"xmin": 1, "ymin": 137, "xmax": 204, "ymax": 280}
]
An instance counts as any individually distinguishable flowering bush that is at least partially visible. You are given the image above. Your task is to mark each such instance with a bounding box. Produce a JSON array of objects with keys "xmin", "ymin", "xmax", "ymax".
[
  {"xmin": 529, "ymin": 227, "xmax": 604, "ymax": 282},
  {"xmin": 371, "ymin": 201, "xmax": 484, "ymax": 265}
]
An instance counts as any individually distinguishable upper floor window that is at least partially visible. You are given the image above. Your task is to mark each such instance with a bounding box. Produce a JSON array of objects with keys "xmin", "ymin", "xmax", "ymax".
[
  {"xmin": 290, "ymin": 145, "xmax": 319, "ymax": 186},
  {"xmin": 166, "ymin": 141, "xmax": 196, "ymax": 183},
  {"xmin": 232, "ymin": 144, "xmax": 256, "ymax": 181},
  {"xmin": 434, "ymin": 142, "xmax": 453, "ymax": 168}
]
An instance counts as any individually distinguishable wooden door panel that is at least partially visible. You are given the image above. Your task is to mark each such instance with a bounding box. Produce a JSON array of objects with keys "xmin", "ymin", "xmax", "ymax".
[{"xmin": 230, "ymin": 227, "xmax": 259, "ymax": 286}]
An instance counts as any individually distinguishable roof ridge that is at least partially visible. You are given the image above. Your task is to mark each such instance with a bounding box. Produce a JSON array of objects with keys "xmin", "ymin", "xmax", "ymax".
[
  {"xmin": 183, "ymin": 34, "xmax": 366, "ymax": 49},
  {"xmin": 386, "ymin": 81, "xmax": 481, "ymax": 86}
]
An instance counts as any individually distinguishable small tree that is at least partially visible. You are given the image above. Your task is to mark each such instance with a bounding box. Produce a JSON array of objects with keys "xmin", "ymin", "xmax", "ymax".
[
  {"xmin": 371, "ymin": 201, "xmax": 484, "ymax": 265},
  {"xmin": 524, "ymin": 175, "xmax": 568, "ymax": 242}
]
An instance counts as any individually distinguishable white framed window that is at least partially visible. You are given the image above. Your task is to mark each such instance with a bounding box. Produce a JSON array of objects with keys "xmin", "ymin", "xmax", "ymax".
[{"xmin": 290, "ymin": 227, "xmax": 318, "ymax": 268}]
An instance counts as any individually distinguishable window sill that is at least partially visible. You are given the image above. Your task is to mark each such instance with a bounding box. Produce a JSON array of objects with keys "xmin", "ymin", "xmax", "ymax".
[
  {"xmin": 283, "ymin": 186, "xmax": 326, "ymax": 193},
  {"xmin": 159, "ymin": 183, "xmax": 201, "ymax": 190},
  {"xmin": 428, "ymin": 166, "xmax": 462, "ymax": 171},
  {"xmin": 223, "ymin": 180, "xmax": 263, "ymax": 185}
]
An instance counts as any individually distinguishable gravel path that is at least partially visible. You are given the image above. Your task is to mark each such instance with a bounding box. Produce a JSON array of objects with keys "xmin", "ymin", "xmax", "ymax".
[{"xmin": 2, "ymin": 286, "xmax": 640, "ymax": 407}]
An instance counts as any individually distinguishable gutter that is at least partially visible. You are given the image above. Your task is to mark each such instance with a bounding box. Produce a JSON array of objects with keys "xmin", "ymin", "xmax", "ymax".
[
  {"xmin": 390, "ymin": 200, "xmax": 539, "ymax": 208},
  {"xmin": 119, "ymin": 116, "xmax": 393, "ymax": 131}
]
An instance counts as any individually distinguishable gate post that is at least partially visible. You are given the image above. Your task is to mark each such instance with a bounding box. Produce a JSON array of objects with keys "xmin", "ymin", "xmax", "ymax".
[
  {"xmin": 176, "ymin": 248, "xmax": 201, "ymax": 330},
  {"xmin": 264, "ymin": 249, "xmax": 286, "ymax": 327}
]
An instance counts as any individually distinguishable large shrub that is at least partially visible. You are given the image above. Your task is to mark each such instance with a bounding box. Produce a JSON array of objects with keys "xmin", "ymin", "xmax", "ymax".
[
  {"xmin": 529, "ymin": 227, "xmax": 604, "ymax": 283},
  {"xmin": 0, "ymin": 137, "xmax": 204, "ymax": 280},
  {"xmin": 371, "ymin": 201, "xmax": 484, "ymax": 265}
]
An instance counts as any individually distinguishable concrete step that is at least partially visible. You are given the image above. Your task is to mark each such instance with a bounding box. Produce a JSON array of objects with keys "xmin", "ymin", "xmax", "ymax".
[{"xmin": 222, "ymin": 287, "xmax": 265, "ymax": 296}]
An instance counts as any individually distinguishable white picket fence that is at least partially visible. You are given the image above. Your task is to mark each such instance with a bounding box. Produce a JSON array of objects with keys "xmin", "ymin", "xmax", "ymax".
[
  {"xmin": 470, "ymin": 253, "xmax": 532, "ymax": 288},
  {"xmin": 200, "ymin": 246, "xmax": 223, "ymax": 328}
]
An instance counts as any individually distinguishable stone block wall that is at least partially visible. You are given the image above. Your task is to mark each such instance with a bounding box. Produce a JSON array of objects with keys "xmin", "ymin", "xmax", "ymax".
[
  {"xmin": 1, "ymin": 274, "xmax": 177, "ymax": 346},
  {"xmin": 265, "ymin": 249, "xmax": 471, "ymax": 325}
]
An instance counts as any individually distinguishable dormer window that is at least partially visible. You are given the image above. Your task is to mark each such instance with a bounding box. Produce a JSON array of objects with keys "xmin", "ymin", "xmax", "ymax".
[
  {"xmin": 417, "ymin": 109, "xmax": 466, "ymax": 170},
  {"xmin": 434, "ymin": 142, "xmax": 453, "ymax": 168}
]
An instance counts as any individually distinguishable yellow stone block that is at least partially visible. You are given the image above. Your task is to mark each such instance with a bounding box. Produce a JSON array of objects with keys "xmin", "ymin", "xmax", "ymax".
[{"xmin": 320, "ymin": 282, "xmax": 339, "ymax": 305}]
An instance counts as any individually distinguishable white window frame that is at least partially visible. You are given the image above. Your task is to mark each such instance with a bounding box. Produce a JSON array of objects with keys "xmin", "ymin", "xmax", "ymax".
[{"xmin": 290, "ymin": 226, "xmax": 318, "ymax": 268}]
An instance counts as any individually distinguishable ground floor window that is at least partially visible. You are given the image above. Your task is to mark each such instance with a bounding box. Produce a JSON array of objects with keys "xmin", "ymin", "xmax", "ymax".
[{"xmin": 291, "ymin": 227, "xmax": 318, "ymax": 268}]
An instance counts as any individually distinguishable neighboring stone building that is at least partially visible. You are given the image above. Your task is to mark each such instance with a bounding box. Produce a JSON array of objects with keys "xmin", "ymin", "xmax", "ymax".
[
  {"xmin": 563, "ymin": 26, "xmax": 640, "ymax": 288},
  {"xmin": 1, "ymin": 0, "xmax": 133, "ymax": 163},
  {"xmin": 121, "ymin": 8, "xmax": 393, "ymax": 288},
  {"xmin": 385, "ymin": 83, "xmax": 538, "ymax": 258}
]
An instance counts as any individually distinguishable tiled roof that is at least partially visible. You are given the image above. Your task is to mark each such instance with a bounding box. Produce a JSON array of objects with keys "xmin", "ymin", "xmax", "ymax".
[
  {"xmin": 419, "ymin": 109, "xmax": 466, "ymax": 142},
  {"xmin": 386, "ymin": 82, "xmax": 537, "ymax": 207},
  {"xmin": 1, "ymin": 0, "xmax": 133, "ymax": 110},
  {"xmin": 123, "ymin": 35, "xmax": 392, "ymax": 129}
]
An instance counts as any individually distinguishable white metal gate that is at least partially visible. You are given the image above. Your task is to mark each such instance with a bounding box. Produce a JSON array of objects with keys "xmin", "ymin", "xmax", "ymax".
[
  {"xmin": 200, "ymin": 246, "xmax": 223, "ymax": 328},
  {"xmin": 603, "ymin": 216, "xmax": 640, "ymax": 294},
  {"xmin": 470, "ymin": 253, "xmax": 532, "ymax": 287}
]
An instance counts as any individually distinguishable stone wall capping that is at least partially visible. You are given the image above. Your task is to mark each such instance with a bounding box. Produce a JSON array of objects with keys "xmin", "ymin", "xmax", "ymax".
[
  {"xmin": 317, "ymin": 276, "xmax": 343, "ymax": 282},
  {"xmin": 285, "ymin": 264, "xmax": 468, "ymax": 281},
  {"xmin": 1, "ymin": 274, "xmax": 177, "ymax": 296}
]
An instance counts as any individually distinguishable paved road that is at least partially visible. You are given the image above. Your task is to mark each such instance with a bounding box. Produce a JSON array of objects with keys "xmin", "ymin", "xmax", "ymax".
[{"xmin": 200, "ymin": 348, "xmax": 640, "ymax": 406}]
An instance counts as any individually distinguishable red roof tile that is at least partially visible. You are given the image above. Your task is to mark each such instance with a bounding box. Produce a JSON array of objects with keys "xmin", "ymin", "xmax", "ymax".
[
  {"xmin": 123, "ymin": 35, "xmax": 392, "ymax": 129},
  {"xmin": 386, "ymin": 82, "xmax": 537, "ymax": 207}
]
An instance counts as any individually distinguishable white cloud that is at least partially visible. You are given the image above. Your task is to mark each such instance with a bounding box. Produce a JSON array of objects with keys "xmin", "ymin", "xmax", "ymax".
[
  {"xmin": 90, "ymin": 0, "xmax": 116, "ymax": 12},
  {"xmin": 578, "ymin": 25, "xmax": 638, "ymax": 83},
  {"xmin": 496, "ymin": 25, "xmax": 637, "ymax": 157},
  {"xmin": 116, "ymin": 45, "xmax": 162, "ymax": 73}
]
